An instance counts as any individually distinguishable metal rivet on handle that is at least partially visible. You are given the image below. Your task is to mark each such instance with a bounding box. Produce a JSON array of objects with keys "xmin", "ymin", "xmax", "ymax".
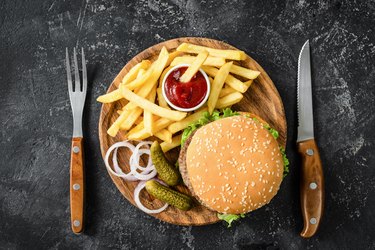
[
  {"xmin": 310, "ymin": 218, "xmax": 317, "ymax": 225},
  {"xmin": 73, "ymin": 184, "xmax": 80, "ymax": 190},
  {"xmin": 306, "ymin": 149, "xmax": 314, "ymax": 156},
  {"xmin": 73, "ymin": 146, "xmax": 80, "ymax": 153},
  {"xmin": 309, "ymin": 182, "xmax": 318, "ymax": 190},
  {"xmin": 73, "ymin": 220, "xmax": 81, "ymax": 227}
]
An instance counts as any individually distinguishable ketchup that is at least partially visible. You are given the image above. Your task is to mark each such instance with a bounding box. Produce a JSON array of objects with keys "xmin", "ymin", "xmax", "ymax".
[{"xmin": 164, "ymin": 67, "xmax": 207, "ymax": 109}]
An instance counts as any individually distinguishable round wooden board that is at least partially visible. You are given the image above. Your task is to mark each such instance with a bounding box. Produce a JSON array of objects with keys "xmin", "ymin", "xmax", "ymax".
[{"xmin": 98, "ymin": 37, "xmax": 287, "ymax": 226}]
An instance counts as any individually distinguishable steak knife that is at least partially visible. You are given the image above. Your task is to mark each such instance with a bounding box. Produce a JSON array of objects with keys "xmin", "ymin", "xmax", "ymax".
[{"xmin": 297, "ymin": 40, "xmax": 325, "ymax": 238}]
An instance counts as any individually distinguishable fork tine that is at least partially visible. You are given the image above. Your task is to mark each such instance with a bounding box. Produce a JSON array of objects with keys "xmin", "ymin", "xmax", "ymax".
[
  {"xmin": 73, "ymin": 47, "xmax": 80, "ymax": 92},
  {"xmin": 81, "ymin": 48, "xmax": 87, "ymax": 95},
  {"xmin": 65, "ymin": 48, "xmax": 73, "ymax": 94}
]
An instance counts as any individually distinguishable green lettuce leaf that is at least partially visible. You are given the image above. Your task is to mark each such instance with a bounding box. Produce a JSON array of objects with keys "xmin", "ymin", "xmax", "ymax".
[
  {"xmin": 222, "ymin": 108, "xmax": 239, "ymax": 118},
  {"xmin": 280, "ymin": 146, "xmax": 289, "ymax": 177},
  {"xmin": 217, "ymin": 213, "xmax": 245, "ymax": 227},
  {"xmin": 255, "ymin": 118, "xmax": 289, "ymax": 178},
  {"xmin": 181, "ymin": 108, "xmax": 239, "ymax": 145}
]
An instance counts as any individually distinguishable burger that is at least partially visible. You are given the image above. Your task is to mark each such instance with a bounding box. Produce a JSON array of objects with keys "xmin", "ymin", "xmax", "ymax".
[{"xmin": 178, "ymin": 109, "xmax": 288, "ymax": 226}]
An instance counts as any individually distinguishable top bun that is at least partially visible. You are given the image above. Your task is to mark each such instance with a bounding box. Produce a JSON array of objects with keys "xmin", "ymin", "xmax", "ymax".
[{"xmin": 183, "ymin": 115, "xmax": 284, "ymax": 214}]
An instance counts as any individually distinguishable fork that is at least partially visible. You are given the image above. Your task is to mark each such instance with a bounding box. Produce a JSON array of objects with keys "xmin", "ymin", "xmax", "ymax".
[{"xmin": 65, "ymin": 48, "xmax": 87, "ymax": 234}]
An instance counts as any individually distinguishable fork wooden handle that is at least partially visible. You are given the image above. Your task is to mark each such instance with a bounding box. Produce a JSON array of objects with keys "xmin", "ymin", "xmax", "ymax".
[
  {"xmin": 298, "ymin": 139, "xmax": 324, "ymax": 238},
  {"xmin": 70, "ymin": 137, "xmax": 85, "ymax": 234}
]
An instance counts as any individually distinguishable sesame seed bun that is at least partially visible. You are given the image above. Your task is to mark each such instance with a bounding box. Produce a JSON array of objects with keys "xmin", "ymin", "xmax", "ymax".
[{"xmin": 178, "ymin": 113, "xmax": 284, "ymax": 214}]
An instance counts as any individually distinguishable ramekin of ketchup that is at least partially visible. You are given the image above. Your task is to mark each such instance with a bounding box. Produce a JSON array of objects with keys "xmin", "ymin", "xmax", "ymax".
[{"xmin": 162, "ymin": 64, "xmax": 210, "ymax": 112}]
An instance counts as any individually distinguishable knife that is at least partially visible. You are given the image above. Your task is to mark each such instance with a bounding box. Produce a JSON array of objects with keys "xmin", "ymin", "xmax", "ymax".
[{"xmin": 297, "ymin": 40, "xmax": 325, "ymax": 238}]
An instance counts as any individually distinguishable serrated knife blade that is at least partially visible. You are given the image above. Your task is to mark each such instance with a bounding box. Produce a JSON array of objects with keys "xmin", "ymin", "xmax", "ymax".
[
  {"xmin": 296, "ymin": 40, "xmax": 324, "ymax": 238},
  {"xmin": 297, "ymin": 40, "xmax": 314, "ymax": 142}
]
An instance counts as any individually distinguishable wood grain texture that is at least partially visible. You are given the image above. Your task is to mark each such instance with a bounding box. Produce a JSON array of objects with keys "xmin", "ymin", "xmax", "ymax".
[
  {"xmin": 98, "ymin": 37, "xmax": 287, "ymax": 226},
  {"xmin": 298, "ymin": 139, "xmax": 324, "ymax": 238},
  {"xmin": 70, "ymin": 137, "xmax": 85, "ymax": 234}
]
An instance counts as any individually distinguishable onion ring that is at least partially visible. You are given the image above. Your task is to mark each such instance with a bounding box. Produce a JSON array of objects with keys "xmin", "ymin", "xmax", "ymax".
[
  {"xmin": 105, "ymin": 141, "xmax": 137, "ymax": 181},
  {"xmin": 112, "ymin": 147, "xmax": 138, "ymax": 181},
  {"xmin": 134, "ymin": 180, "xmax": 168, "ymax": 214},
  {"xmin": 105, "ymin": 140, "xmax": 158, "ymax": 181},
  {"xmin": 130, "ymin": 149, "xmax": 154, "ymax": 172}
]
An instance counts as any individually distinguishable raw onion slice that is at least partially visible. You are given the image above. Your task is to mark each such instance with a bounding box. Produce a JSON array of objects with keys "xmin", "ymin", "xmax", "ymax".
[
  {"xmin": 105, "ymin": 141, "xmax": 137, "ymax": 181},
  {"xmin": 130, "ymin": 151, "xmax": 157, "ymax": 180},
  {"xmin": 129, "ymin": 140, "xmax": 153, "ymax": 168},
  {"xmin": 132, "ymin": 167, "xmax": 157, "ymax": 180},
  {"xmin": 134, "ymin": 180, "xmax": 168, "ymax": 214},
  {"xmin": 105, "ymin": 140, "xmax": 157, "ymax": 181},
  {"xmin": 130, "ymin": 149, "xmax": 154, "ymax": 172},
  {"xmin": 112, "ymin": 147, "xmax": 138, "ymax": 181}
]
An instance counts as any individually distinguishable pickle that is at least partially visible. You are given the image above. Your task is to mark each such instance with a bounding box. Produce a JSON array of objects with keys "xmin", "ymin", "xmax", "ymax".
[
  {"xmin": 145, "ymin": 180, "xmax": 193, "ymax": 211},
  {"xmin": 151, "ymin": 141, "xmax": 181, "ymax": 186}
]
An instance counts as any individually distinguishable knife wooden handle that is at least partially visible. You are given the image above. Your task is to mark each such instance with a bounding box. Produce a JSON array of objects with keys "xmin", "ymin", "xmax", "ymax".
[
  {"xmin": 70, "ymin": 137, "xmax": 85, "ymax": 234},
  {"xmin": 297, "ymin": 139, "xmax": 324, "ymax": 238}
]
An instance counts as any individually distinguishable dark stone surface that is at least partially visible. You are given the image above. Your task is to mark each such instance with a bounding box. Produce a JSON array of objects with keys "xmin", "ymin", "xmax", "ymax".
[{"xmin": 1, "ymin": 0, "xmax": 374, "ymax": 249}]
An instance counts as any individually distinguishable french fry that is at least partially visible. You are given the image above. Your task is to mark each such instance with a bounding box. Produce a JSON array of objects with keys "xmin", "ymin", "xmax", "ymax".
[
  {"xmin": 177, "ymin": 43, "xmax": 246, "ymax": 60},
  {"xmin": 157, "ymin": 88, "xmax": 170, "ymax": 109},
  {"xmin": 150, "ymin": 47, "xmax": 170, "ymax": 82},
  {"xmin": 133, "ymin": 69, "xmax": 147, "ymax": 93},
  {"xmin": 150, "ymin": 118, "xmax": 173, "ymax": 133},
  {"xmin": 160, "ymin": 134, "xmax": 182, "ymax": 152},
  {"xmin": 136, "ymin": 68, "xmax": 146, "ymax": 79},
  {"xmin": 97, "ymin": 89, "xmax": 123, "ymax": 103},
  {"xmin": 215, "ymin": 92, "xmax": 243, "ymax": 109},
  {"xmin": 230, "ymin": 64, "xmax": 260, "ymax": 79},
  {"xmin": 202, "ymin": 66, "xmax": 249, "ymax": 93},
  {"xmin": 126, "ymin": 121, "xmax": 144, "ymax": 136},
  {"xmin": 244, "ymin": 79, "xmax": 253, "ymax": 87},
  {"xmin": 107, "ymin": 110, "xmax": 132, "ymax": 137},
  {"xmin": 144, "ymin": 86, "xmax": 157, "ymax": 134},
  {"xmin": 120, "ymin": 47, "xmax": 169, "ymax": 113},
  {"xmin": 168, "ymin": 108, "xmax": 208, "ymax": 134},
  {"xmin": 166, "ymin": 51, "xmax": 183, "ymax": 66},
  {"xmin": 219, "ymin": 85, "xmax": 236, "ymax": 98},
  {"xmin": 180, "ymin": 51, "xmax": 209, "ymax": 83},
  {"xmin": 158, "ymin": 66, "xmax": 172, "ymax": 87},
  {"xmin": 127, "ymin": 118, "xmax": 173, "ymax": 140},
  {"xmin": 120, "ymin": 85, "xmax": 187, "ymax": 121},
  {"xmin": 170, "ymin": 56, "xmax": 226, "ymax": 67},
  {"xmin": 107, "ymin": 60, "xmax": 154, "ymax": 134},
  {"xmin": 127, "ymin": 129, "xmax": 150, "ymax": 141},
  {"xmin": 121, "ymin": 60, "xmax": 151, "ymax": 84},
  {"xmin": 124, "ymin": 69, "xmax": 151, "ymax": 110},
  {"xmin": 123, "ymin": 47, "xmax": 170, "ymax": 111},
  {"xmin": 98, "ymin": 60, "xmax": 152, "ymax": 103},
  {"xmin": 134, "ymin": 116, "xmax": 143, "ymax": 125},
  {"xmin": 120, "ymin": 87, "xmax": 157, "ymax": 130},
  {"xmin": 119, "ymin": 107, "xmax": 143, "ymax": 131},
  {"xmin": 124, "ymin": 67, "xmax": 154, "ymax": 90},
  {"xmin": 154, "ymin": 129, "xmax": 172, "ymax": 143},
  {"xmin": 208, "ymin": 77, "xmax": 213, "ymax": 90},
  {"xmin": 207, "ymin": 62, "xmax": 233, "ymax": 114}
]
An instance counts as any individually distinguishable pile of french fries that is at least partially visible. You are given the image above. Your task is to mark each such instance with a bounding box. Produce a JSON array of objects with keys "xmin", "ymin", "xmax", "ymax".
[{"xmin": 97, "ymin": 43, "xmax": 260, "ymax": 152}]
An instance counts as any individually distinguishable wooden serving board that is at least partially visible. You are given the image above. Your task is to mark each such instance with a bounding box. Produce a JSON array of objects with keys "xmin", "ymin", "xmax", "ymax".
[{"xmin": 98, "ymin": 37, "xmax": 287, "ymax": 226}]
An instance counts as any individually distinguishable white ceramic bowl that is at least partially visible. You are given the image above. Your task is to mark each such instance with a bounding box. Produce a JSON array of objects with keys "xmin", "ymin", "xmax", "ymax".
[{"xmin": 161, "ymin": 64, "xmax": 210, "ymax": 112}]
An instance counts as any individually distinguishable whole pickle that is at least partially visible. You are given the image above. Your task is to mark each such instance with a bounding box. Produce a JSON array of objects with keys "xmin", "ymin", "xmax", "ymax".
[
  {"xmin": 151, "ymin": 141, "xmax": 181, "ymax": 186},
  {"xmin": 145, "ymin": 180, "xmax": 193, "ymax": 211}
]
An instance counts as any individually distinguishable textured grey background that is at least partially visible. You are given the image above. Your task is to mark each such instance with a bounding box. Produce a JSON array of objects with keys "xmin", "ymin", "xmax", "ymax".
[{"xmin": 1, "ymin": 0, "xmax": 375, "ymax": 249}]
